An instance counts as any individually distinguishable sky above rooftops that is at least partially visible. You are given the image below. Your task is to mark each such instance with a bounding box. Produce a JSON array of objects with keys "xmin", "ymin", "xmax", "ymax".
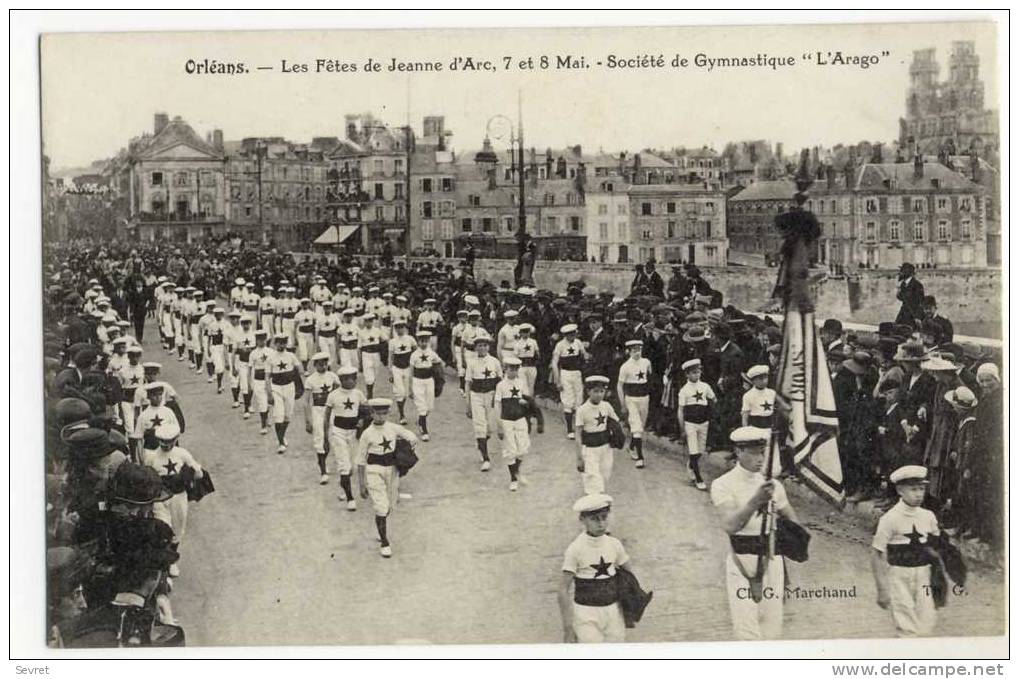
[{"xmin": 42, "ymin": 22, "xmax": 997, "ymax": 170}]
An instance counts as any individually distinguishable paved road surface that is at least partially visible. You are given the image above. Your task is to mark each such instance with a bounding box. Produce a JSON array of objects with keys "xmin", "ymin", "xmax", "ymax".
[{"xmin": 145, "ymin": 334, "xmax": 1003, "ymax": 647}]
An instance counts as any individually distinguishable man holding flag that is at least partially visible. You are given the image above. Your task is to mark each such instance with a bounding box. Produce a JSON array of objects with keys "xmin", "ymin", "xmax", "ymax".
[
  {"xmin": 709, "ymin": 150, "xmax": 842, "ymax": 640},
  {"xmin": 711, "ymin": 426, "xmax": 799, "ymax": 640}
]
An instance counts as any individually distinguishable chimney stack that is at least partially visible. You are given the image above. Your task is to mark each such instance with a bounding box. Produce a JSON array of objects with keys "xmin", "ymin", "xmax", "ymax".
[
  {"xmin": 154, "ymin": 112, "xmax": 169, "ymax": 136},
  {"xmin": 913, "ymin": 154, "xmax": 924, "ymax": 179},
  {"xmin": 213, "ymin": 129, "xmax": 224, "ymax": 152},
  {"xmin": 970, "ymin": 151, "xmax": 982, "ymax": 182}
]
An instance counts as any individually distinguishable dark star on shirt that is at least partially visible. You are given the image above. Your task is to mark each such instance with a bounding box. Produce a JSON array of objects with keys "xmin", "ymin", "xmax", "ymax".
[
  {"xmin": 589, "ymin": 556, "xmax": 612, "ymax": 578},
  {"xmin": 163, "ymin": 459, "xmax": 177, "ymax": 475},
  {"xmin": 277, "ymin": 361, "xmax": 287, "ymax": 371},
  {"xmin": 482, "ymin": 367, "xmax": 493, "ymax": 378},
  {"xmin": 130, "ymin": 376, "xmax": 140, "ymax": 385},
  {"xmin": 906, "ymin": 525, "xmax": 925, "ymax": 545},
  {"xmin": 635, "ymin": 371, "xmax": 646, "ymax": 381},
  {"xmin": 510, "ymin": 387, "xmax": 521, "ymax": 398},
  {"xmin": 566, "ymin": 347, "xmax": 576, "ymax": 355},
  {"xmin": 692, "ymin": 390, "xmax": 706, "ymax": 404},
  {"xmin": 151, "ymin": 415, "xmax": 164, "ymax": 428},
  {"xmin": 342, "ymin": 398, "xmax": 354, "ymax": 411},
  {"xmin": 760, "ymin": 401, "xmax": 774, "ymax": 413},
  {"xmin": 380, "ymin": 437, "xmax": 393, "ymax": 452},
  {"xmin": 595, "ymin": 413, "xmax": 607, "ymax": 426},
  {"xmin": 320, "ymin": 384, "xmax": 332, "ymax": 395}
]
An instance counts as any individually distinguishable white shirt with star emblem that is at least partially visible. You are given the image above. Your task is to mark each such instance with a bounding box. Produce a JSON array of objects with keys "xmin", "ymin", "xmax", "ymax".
[
  {"xmin": 466, "ymin": 354, "xmax": 503, "ymax": 392},
  {"xmin": 133, "ymin": 404, "xmax": 180, "ymax": 440},
  {"xmin": 141, "ymin": 445, "xmax": 202, "ymax": 490},
  {"xmin": 677, "ymin": 379, "xmax": 716, "ymax": 424},
  {"xmin": 132, "ymin": 382, "xmax": 179, "ymax": 409},
  {"xmin": 305, "ymin": 370, "xmax": 340, "ymax": 407},
  {"xmin": 574, "ymin": 400, "xmax": 619, "ymax": 437},
  {"xmin": 711, "ymin": 465, "xmax": 790, "ymax": 538},
  {"xmin": 324, "ymin": 387, "xmax": 367, "ymax": 433},
  {"xmin": 742, "ymin": 386, "xmax": 777, "ymax": 417},
  {"xmin": 618, "ymin": 357, "xmax": 652, "ymax": 396},
  {"xmin": 356, "ymin": 421, "xmax": 418, "ymax": 465},
  {"xmin": 562, "ymin": 532, "xmax": 629, "ymax": 580},
  {"xmin": 871, "ymin": 500, "xmax": 940, "ymax": 554},
  {"xmin": 494, "ymin": 376, "xmax": 530, "ymax": 421}
]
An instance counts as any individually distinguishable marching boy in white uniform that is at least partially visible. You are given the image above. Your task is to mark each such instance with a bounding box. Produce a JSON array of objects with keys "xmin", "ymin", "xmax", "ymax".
[
  {"xmin": 871, "ymin": 465, "xmax": 942, "ymax": 637},
  {"xmin": 387, "ymin": 320, "xmax": 416, "ymax": 424},
  {"xmin": 574, "ymin": 375, "xmax": 620, "ymax": 494},
  {"xmin": 552, "ymin": 323, "xmax": 588, "ymax": 440},
  {"xmin": 323, "ymin": 366, "xmax": 367, "ymax": 511},
  {"xmin": 558, "ymin": 494, "xmax": 635, "ymax": 643},
  {"xmin": 304, "ymin": 352, "xmax": 340, "ymax": 485},
  {"xmin": 617, "ymin": 339, "xmax": 653, "ymax": 469},
  {"xmin": 494, "ymin": 356, "xmax": 535, "ymax": 492},
  {"xmin": 357, "ymin": 398, "xmax": 418, "ymax": 558},
  {"xmin": 267, "ymin": 332, "xmax": 300, "ymax": 454},
  {"xmin": 466, "ymin": 332, "xmax": 502, "ymax": 472},
  {"xmin": 409, "ymin": 331, "xmax": 443, "ymax": 441}
]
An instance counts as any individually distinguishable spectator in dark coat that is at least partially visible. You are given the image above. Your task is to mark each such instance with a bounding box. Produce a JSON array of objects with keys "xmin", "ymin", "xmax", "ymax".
[
  {"xmin": 894, "ymin": 263, "xmax": 925, "ymax": 327},
  {"xmin": 921, "ymin": 295, "xmax": 954, "ymax": 345},
  {"xmin": 644, "ymin": 262, "xmax": 665, "ymax": 299}
]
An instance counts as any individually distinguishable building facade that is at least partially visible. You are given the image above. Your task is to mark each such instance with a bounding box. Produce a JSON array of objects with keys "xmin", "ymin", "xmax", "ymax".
[
  {"xmin": 223, "ymin": 137, "xmax": 330, "ymax": 248},
  {"xmin": 124, "ymin": 114, "xmax": 227, "ymax": 243},
  {"xmin": 329, "ymin": 113, "xmax": 411, "ymax": 253},
  {"xmin": 626, "ymin": 184, "xmax": 728, "ymax": 266},
  {"xmin": 585, "ymin": 178, "xmax": 631, "ymax": 263},
  {"xmin": 728, "ymin": 159, "xmax": 988, "ymax": 270}
]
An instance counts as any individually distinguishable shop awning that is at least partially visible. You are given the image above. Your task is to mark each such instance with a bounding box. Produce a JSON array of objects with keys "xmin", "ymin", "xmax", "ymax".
[{"xmin": 314, "ymin": 224, "xmax": 361, "ymax": 245}]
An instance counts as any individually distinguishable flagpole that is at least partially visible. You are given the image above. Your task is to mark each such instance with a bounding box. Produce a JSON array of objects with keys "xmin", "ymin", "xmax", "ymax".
[{"xmin": 754, "ymin": 148, "xmax": 816, "ymax": 593}]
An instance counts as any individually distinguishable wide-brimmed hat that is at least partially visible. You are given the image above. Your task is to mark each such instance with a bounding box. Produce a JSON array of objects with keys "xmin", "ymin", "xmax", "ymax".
[
  {"xmin": 945, "ymin": 386, "xmax": 978, "ymax": 409},
  {"xmin": 110, "ymin": 462, "xmax": 172, "ymax": 505},
  {"xmin": 63, "ymin": 427, "xmax": 115, "ymax": 460},
  {"xmin": 921, "ymin": 355, "xmax": 958, "ymax": 372},
  {"xmin": 682, "ymin": 325, "xmax": 709, "ymax": 343},
  {"xmin": 842, "ymin": 351, "xmax": 873, "ymax": 376},
  {"xmin": 893, "ymin": 341, "xmax": 926, "ymax": 363}
]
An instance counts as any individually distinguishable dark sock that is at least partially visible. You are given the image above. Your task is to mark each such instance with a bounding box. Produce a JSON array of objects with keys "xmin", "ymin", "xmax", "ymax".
[
  {"xmin": 260, "ymin": 411, "xmax": 268, "ymax": 427},
  {"xmin": 339, "ymin": 474, "xmax": 353, "ymax": 500},
  {"xmin": 366, "ymin": 384, "xmax": 374, "ymax": 399},
  {"xmin": 459, "ymin": 376, "xmax": 465, "ymax": 390},
  {"xmin": 508, "ymin": 460, "xmax": 520, "ymax": 481},
  {"xmin": 690, "ymin": 455, "xmax": 703, "ymax": 483},
  {"xmin": 397, "ymin": 400, "xmax": 405, "ymax": 420},
  {"xmin": 216, "ymin": 374, "xmax": 223, "ymax": 388},
  {"xmin": 316, "ymin": 453, "xmax": 327, "ymax": 475},
  {"xmin": 477, "ymin": 438, "xmax": 489, "ymax": 461},
  {"xmin": 178, "ymin": 346, "xmax": 184, "ymax": 357},
  {"xmin": 633, "ymin": 438, "xmax": 644, "ymax": 459},
  {"xmin": 232, "ymin": 387, "xmax": 240, "ymax": 402},
  {"xmin": 418, "ymin": 415, "xmax": 427, "ymax": 433},
  {"xmin": 243, "ymin": 392, "xmax": 253, "ymax": 410},
  {"xmin": 564, "ymin": 412, "xmax": 573, "ymax": 432},
  {"xmin": 275, "ymin": 423, "xmax": 285, "ymax": 444},
  {"xmin": 375, "ymin": 515, "xmax": 389, "ymax": 546},
  {"xmin": 280, "ymin": 421, "xmax": 289, "ymax": 439},
  {"xmin": 188, "ymin": 350, "xmax": 194, "ymax": 364},
  {"xmin": 206, "ymin": 362, "xmax": 214, "ymax": 376}
]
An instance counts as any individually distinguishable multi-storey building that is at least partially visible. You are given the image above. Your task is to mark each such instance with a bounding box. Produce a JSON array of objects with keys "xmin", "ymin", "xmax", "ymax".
[
  {"xmin": 223, "ymin": 137, "xmax": 330, "ymax": 247},
  {"xmin": 846, "ymin": 158, "xmax": 987, "ymax": 269},
  {"xmin": 726, "ymin": 179, "xmax": 799, "ymax": 261},
  {"xmin": 675, "ymin": 146, "xmax": 722, "ymax": 184},
  {"xmin": 627, "ymin": 184, "xmax": 728, "ymax": 266},
  {"xmin": 329, "ymin": 113, "xmax": 411, "ymax": 253},
  {"xmin": 899, "ymin": 41, "xmax": 998, "ymax": 160},
  {"xmin": 122, "ymin": 114, "xmax": 227, "ymax": 242},
  {"xmin": 729, "ymin": 157, "xmax": 988, "ymax": 269},
  {"xmin": 409, "ymin": 116, "xmax": 457, "ymax": 256},
  {"xmin": 585, "ymin": 176, "xmax": 632, "ymax": 263}
]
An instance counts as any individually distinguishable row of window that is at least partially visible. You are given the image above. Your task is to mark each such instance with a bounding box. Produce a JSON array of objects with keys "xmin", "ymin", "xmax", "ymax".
[
  {"xmin": 229, "ymin": 185, "xmax": 323, "ymax": 201},
  {"xmin": 235, "ymin": 205, "xmax": 323, "ymax": 221},
  {"xmin": 638, "ymin": 200, "xmax": 718, "ymax": 216},
  {"xmin": 455, "ymin": 214, "xmax": 583, "ymax": 234},
  {"xmin": 596, "ymin": 202, "xmax": 630, "ymax": 216},
  {"xmin": 732, "ymin": 194, "xmax": 977, "ymax": 216}
]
